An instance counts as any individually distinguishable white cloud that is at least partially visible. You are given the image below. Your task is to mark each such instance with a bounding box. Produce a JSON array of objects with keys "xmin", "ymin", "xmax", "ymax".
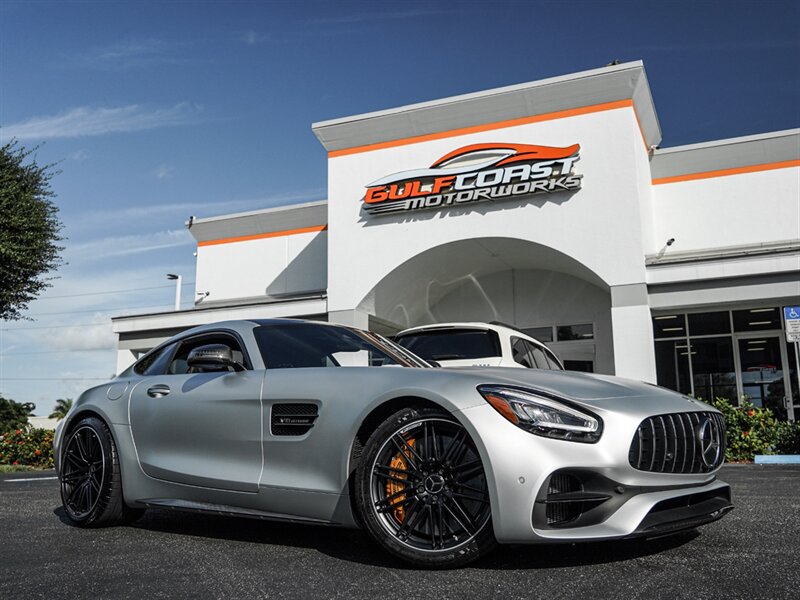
[
  {"xmin": 67, "ymin": 38, "xmax": 190, "ymax": 70},
  {"xmin": 34, "ymin": 320, "xmax": 115, "ymax": 352},
  {"xmin": 64, "ymin": 229, "xmax": 194, "ymax": 263},
  {"xmin": 241, "ymin": 30, "xmax": 269, "ymax": 45},
  {"xmin": 69, "ymin": 149, "xmax": 90, "ymax": 161},
  {"xmin": 152, "ymin": 165, "xmax": 174, "ymax": 180},
  {"xmin": 62, "ymin": 188, "xmax": 326, "ymax": 234},
  {"xmin": 92, "ymin": 38, "xmax": 164, "ymax": 61},
  {"xmin": 1, "ymin": 102, "xmax": 201, "ymax": 141},
  {"xmin": 310, "ymin": 9, "xmax": 456, "ymax": 25}
]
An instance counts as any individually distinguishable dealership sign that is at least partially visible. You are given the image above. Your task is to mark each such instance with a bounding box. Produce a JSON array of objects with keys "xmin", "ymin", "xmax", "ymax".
[{"xmin": 362, "ymin": 143, "xmax": 582, "ymax": 215}]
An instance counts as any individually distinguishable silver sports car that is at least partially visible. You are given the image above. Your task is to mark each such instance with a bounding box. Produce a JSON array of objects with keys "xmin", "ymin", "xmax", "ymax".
[{"xmin": 55, "ymin": 319, "xmax": 732, "ymax": 568}]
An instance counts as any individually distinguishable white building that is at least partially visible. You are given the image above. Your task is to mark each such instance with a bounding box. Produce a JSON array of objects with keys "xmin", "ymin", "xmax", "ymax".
[{"xmin": 113, "ymin": 61, "xmax": 800, "ymax": 419}]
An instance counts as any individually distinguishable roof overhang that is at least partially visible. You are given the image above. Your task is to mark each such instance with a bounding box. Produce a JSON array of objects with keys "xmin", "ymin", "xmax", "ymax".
[
  {"xmin": 651, "ymin": 129, "xmax": 800, "ymax": 181},
  {"xmin": 312, "ymin": 61, "xmax": 661, "ymax": 154},
  {"xmin": 186, "ymin": 200, "xmax": 327, "ymax": 244}
]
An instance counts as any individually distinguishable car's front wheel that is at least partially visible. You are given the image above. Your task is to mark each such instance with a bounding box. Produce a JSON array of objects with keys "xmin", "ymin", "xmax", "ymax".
[
  {"xmin": 355, "ymin": 407, "xmax": 496, "ymax": 568},
  {"xmin": 60, "ymin": 415, "xmax": 144, "ymax": 527}
]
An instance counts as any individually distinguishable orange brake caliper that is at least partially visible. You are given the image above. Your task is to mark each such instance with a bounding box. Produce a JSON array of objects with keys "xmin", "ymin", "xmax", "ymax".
[{"xmin": 386, "ymin": 438, "xmax": 416, "ymax": 523}]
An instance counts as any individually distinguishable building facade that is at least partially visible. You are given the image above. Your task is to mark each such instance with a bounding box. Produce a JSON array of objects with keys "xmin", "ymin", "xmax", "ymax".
[{"xmin": 112, "ymin": 61, "xmax": 800, "ymax": 419}]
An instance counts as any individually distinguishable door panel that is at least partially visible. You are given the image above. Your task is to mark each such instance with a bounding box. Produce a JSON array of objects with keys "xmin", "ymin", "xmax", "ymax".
[{"xmin": 130, "ymin": 370, "xmax": 264, "ymax": 492}]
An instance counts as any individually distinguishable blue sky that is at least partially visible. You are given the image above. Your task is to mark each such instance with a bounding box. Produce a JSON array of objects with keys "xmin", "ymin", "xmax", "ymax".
[{"xmin": 1, "ymin": 0, "xmax": 798, "ymax": 415}]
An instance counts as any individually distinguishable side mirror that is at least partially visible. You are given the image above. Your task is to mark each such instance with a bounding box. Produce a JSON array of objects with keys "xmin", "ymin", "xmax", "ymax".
[{"xmin": 187, "ymin": 344, "xmax": 244, "ymax": 372}]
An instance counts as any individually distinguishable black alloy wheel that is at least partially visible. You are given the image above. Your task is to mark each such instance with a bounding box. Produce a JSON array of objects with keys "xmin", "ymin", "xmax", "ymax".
[
  {"xmin": 60, "ymin": 416, "xmax": 143, "ymax": 527},
  {"xmin": 356, "ymin": 407, "xmax": 496, "ymax": 568},
  {"xmin": 61, "ymin": 425, "xmax": 106, "ymax": 520}
]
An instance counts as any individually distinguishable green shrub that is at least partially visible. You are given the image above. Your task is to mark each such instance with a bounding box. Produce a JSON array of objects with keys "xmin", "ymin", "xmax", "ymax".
[
  {"xmin": 708, "ymin": 397, "xmax": 800, "ymax": 461},
  {"xmin": 774, "ymin": 419, "xmax": 800, "ymax": 454},
  {"xmin": 0, "ymin": 427, "xmax": 54, "ymax": 468},
  {"xmin": 0, "ymin": 396, "xmax": 35, "ymax": 433}
]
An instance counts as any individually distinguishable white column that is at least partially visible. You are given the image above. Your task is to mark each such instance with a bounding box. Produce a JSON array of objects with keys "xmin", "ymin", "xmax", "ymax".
[
  {"xmin": 610, "ymin": 284, "xmax": 657, "ymax": 383},
  {"xmin": 327, "ymin": 309, "xmax": 370, "ymax": 330},
  {"xmin": 116, "ymin": 349, "xmax": 137, "ymax": 375}
]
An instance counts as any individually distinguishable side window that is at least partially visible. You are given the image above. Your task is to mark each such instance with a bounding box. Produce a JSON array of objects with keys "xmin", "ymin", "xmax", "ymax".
[
  {"xmin": 511, "ymin": 337, "xmax": 534, "ymax": 368},
  {"xmin": 167, "ymin": 334, "xmax": 248, "ymax": 375},
  {"xmin": 528, "ymin": 343, "xmax": 551, "ymax": 370},
  {"xmin": 543, "ymin": 347, "xmax": 563, "ymax": 370},
  {"xmin": 134, "ymin": 343, "xmax": 177, "ymax": 376}
]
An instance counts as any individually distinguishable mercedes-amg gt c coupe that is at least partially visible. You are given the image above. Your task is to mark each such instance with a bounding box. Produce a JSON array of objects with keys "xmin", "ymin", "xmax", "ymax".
[{"xmin": 55, "ymin": 319, "xmax": 732, "ymax": 568}]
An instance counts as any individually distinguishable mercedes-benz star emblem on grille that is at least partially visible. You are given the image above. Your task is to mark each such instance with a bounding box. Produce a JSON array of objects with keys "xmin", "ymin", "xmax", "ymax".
[{"xmin": 696, "ymin": 417, "xmax": 722, "ymax": 468}]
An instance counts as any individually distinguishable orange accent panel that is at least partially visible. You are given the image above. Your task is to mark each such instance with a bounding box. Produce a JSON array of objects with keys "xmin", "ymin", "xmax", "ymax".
[
  {"xmin": 197, "ymin": 224, "xmax": 327, "ymax": 247},
  {"xmin": 652, "ymin": 160, "xmax": 800, "ymax": 185},
  {"xmin": 328, "ymin": 99, "xmax": 636, "ymax": 158}
]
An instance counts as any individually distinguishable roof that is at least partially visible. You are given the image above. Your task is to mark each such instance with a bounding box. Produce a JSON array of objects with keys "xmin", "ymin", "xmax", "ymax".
[
  {"xmin": 651, "ymin": 128, "xmax": 800, "ymax": 181},
  {"xmin": 397, "ymin": 321, "xmax": 531, "ymax": 338},
  {"xmin": 312, "ymin": 61, "xmax": 661, "ymax": 154},
  {"xmin": 186, "ymin": 200, "xmax": 327, "ymax": 244}
]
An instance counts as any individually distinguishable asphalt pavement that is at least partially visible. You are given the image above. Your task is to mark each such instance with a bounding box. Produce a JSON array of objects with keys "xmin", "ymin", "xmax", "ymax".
[{"xmin": 1, "ymin": 465, "xmax": 798, "ymax": 599}]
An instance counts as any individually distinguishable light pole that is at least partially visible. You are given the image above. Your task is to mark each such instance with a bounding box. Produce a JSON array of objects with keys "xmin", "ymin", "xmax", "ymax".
[{"xmin": 166, "ymin": 274, "xmax": 182, "ymax": 311}]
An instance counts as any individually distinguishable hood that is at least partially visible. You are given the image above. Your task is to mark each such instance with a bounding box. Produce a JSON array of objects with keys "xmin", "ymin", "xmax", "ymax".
[{"xmin": 445, "ymin": 367, "xmax": 712, "ymax": 415}]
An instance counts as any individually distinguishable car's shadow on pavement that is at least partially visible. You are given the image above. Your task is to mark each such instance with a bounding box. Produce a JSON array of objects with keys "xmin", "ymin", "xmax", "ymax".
[
  {"xmin": 53, "ymin": 506, "xmax": 700, "ymax": 570},
  {"xmin": 478, "ymin": 530, "xmax": 700, "ymax": 570}
]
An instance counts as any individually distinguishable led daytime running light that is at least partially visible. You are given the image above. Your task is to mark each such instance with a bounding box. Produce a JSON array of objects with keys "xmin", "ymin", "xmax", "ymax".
[{"xmin": 478, "ymin": 385, "xmax": 602, "ymax": 443}]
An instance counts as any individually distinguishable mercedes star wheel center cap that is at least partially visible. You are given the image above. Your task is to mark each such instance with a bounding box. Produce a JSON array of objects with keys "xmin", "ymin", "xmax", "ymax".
[{"xmin": 424, "ymin": 473, "xmax": 446, "ymax": 494}]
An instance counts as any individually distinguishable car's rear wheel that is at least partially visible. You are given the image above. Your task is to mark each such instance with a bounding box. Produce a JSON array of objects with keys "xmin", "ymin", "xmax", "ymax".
[
  {"xmin": 355, "ymin": 407, "xmax": 496, "ymax": 568},
  {"xmin": 60, "ymin": 416, "xmax": 144, "ymax": 527}
]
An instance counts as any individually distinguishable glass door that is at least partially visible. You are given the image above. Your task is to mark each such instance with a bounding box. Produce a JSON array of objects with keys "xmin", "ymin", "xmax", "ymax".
[
  {"xmin": 736, "ymin": 336, "xmax": 792, "ymax": 420},
  {"xmin": 787, "ymin": 342, "xmax": 799, "ymax": 422}
]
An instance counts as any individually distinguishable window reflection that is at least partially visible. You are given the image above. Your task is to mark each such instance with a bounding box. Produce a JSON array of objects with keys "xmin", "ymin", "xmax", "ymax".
[
  {"xmin": 655, "ymin": 340, "xmax": 692, "ymax": 396},
  {"xmin": 738, "ymin": 337, "xmax": 786, "ymax": 419},
  {"xmin": 556, "ymin": 323, "xmax": 594, "ymax": 341},
  {"xmin": 689, "ymin": 337, "xmax": 737, "ymax": 404}
]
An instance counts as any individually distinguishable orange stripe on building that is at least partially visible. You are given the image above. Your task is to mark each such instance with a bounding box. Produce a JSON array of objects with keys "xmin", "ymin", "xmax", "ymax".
[
  {"xmin": 198, "ymin": 224, "xmax": 328, "ymax": 247},
  {"xmin": 328, "ymin": 99, "xmax": 638, "ymax": 158},
  {"xmin": 652, "ymin": 159, "xmax": 800, "ymax": 185}
]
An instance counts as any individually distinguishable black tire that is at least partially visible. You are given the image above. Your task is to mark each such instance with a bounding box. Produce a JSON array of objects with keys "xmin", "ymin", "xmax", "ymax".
[
  {"xmin": 60, "ymin": 416, "xmax": 144, "ymax": 527},
  {"xmin": 355, "ymin": 406, "xmax": 497, "ymax": 568}
]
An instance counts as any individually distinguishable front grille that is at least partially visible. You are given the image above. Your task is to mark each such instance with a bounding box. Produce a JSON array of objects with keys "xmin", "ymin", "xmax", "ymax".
[
  {"xmin": 271, "ymin": 403, "xmax": 318, "ymax": 436},
  {"xmin": 629, "ymin": 412, "xmax": 725, "ymax": 473}
]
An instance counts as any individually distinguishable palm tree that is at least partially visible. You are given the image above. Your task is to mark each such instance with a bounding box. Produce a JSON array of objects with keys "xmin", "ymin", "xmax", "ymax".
[{"xmin": 49, "ymin": 398, "xmax": 73, "ymax": 420}]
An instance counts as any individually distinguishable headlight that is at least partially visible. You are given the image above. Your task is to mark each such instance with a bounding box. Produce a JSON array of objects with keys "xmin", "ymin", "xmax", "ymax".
[{"xmin": 477, "ymin": 385, "xmax": 602, "ymax": 443}]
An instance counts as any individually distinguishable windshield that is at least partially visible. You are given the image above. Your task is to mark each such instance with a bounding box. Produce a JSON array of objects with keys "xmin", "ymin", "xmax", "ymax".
[
  {"xmin": 395, "ymin": 329, "xmax": 501, "ymax": 361},
  {"xmin": 254, "ymin": 323, "xmax": 429, "ymax": 369}
]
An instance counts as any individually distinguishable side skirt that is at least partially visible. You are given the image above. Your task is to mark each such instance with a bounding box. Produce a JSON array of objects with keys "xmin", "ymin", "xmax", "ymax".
[{"xmin": 140, "ymin": 498, "xmax": 342, "ymax": 526}]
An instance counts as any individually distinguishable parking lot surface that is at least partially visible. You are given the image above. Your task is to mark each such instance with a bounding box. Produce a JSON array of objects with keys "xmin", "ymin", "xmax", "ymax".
[{"xmin": 1, "ymin": 465, "xmax": 797, "ymax": 599}]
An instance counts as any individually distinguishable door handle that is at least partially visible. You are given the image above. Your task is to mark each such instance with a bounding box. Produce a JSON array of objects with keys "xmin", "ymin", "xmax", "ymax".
[{"xmin": 147, "ymin": 384, "xmax": 171, "ymax": 398}]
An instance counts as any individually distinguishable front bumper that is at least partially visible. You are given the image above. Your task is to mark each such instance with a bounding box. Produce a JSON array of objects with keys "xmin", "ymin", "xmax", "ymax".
[{"xmin": 456, "ymin": 403, "xmax": 732, "ymax": 543}]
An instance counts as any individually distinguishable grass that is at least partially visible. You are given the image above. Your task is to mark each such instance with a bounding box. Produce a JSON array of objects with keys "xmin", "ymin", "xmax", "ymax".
[{"xmin": 0, "ymin": 464, "xmax": 41, "ymax": 473}]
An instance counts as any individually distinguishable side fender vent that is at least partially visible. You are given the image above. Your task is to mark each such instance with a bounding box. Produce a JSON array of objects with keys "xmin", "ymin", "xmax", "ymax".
[{"xmin": 271, "ymin": 403, "xmax": 319, "ymax": 436}]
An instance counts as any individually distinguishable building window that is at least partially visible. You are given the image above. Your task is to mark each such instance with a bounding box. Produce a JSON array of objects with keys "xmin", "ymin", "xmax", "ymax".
[
  {"xmin": 653, "ymin": 314, "xmax": 687, "ymax": 338},
  {"xmin": 556, "ymin": 323, "xmax": 594, "ymax": 341},
  {"xmin": 652, "ymin": 307, "xmax": 793, "ymax": 411},
  {"xmin": 654, "ymin": 340, "xmax": 692, "ymax": 396},
  {"xmin": 733, "ymin": 307, "xmax": 781, "ymax": 332},
  {"xmin": 687, "ymin": 311, "xmax": 731, "ymax": 336},
  {"xmin": 738, "ymin": 337, "xmax": 788, "ymax": 419},
  {"xmin": 522, "ymin": 326, "xmax": 553, "ymax": 343},
  {"xmin": 689, "ymin": 337, "xmax": 737, "ymax": 405}
]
